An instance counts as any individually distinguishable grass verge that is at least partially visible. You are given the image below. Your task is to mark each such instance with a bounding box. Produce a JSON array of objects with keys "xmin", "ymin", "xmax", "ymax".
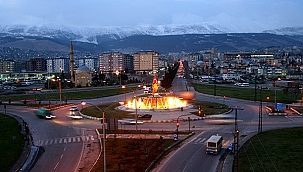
[
  {"xmin": 194, "ymin": 83, "xmax": 299, "ymax": 104},
  {"xmin": 80, "ymin": 100, "xmax": 231, "ymax": 120},
  {"xmin": 0, "ymin": 113, "xmax": 24, "ymax": 171},
  {"xmin": 238, "ymin": 127, "xmax": 303, "ymax": 172},
  {"xmin": 0, "ymin": 87, "xmax": 137, "ymax": 102},
  {"xmin": 91, "ymin": 130, "xmax": 189, "ymax": 172}
]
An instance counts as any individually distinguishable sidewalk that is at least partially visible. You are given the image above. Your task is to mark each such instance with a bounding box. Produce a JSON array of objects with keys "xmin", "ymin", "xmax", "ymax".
[{"xmin": 77, "ymin": 129, "xmax": 101, "ymax": 172}]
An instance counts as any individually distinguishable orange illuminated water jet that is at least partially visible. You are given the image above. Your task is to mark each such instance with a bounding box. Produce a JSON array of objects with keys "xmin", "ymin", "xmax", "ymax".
[{"xmin": 125, "ymin": 96, "xmax": 187, "ymax": 110}]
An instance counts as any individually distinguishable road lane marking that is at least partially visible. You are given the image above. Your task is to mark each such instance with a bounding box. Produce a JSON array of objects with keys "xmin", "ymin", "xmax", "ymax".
[{"xmin": 54, "ymin": 162, "xmax": 59, "ymax": 170}]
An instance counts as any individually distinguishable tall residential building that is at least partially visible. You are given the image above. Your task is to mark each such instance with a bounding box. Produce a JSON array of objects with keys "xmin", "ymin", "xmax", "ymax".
[
  {"xmin": 46, "ymin": 57, "xmax": 70, "ymax": 73},
  {"xmin": 188, "ymin": 53, "xmax": 202, "ymax": 69},
  {"xmin": 133, "ymin": 51, "xmax": 159, "ymax": 74},
  {"xmin": 99, "ymin": 52, "xmax": 124, "ymax": 73},
  {"xmin": 78, "ymin": 56, "xmax": 98, "ymax": 73},
  {"xmin": 0, "ymin": 60, "xmax": 16, "ymax": 73},
  {"xmin": 124, "ymin": 54, "xmax": 134, "ymax": 73},
  {"xmin": 26, "ymin": 58, "xmax": 47, "ymax": 72}
]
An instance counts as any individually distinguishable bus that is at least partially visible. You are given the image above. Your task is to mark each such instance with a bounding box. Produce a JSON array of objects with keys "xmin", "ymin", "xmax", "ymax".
[{"xmin": 206, "ymin": 135, "xmax": 223, "ymax": 154}]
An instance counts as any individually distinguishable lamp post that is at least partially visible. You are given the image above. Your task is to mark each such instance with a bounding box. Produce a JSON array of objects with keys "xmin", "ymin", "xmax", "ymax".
[
  {"xmin": 122, "ymin": 85, "xmax": 126, "ymax": 102},
  {"xmin": 58, "ymin": 78, "xmax": 62, "ymax": 103},
  {"xmin": 133, "ymin": 90, "xmax": 138, "ymax": 132},
  {"xmin": 81, "ymin": 101, "xmax": 106, "ymax": 172}
]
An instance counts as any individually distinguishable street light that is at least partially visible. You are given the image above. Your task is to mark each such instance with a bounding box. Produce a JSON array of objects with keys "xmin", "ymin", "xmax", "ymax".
[
  {"xmin": 133, "ymin": 91, "xmax": 138, "ymax": 132},
  {"xmin": 58, "ymin": 78, "xmax": 62, "ymax": 103},
  {"xmin": 81, "ymin": 101, "xmax": 106, "ymax": 172},
  {"xmin": 122, "ymin": 85, "xmax": 126, "ymax": 102}
]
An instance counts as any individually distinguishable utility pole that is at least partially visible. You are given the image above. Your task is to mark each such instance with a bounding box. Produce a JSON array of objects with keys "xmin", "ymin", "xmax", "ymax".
[
  {"xmin": 134, "ymin": 90, "xmax": 138, "ymax": 132},
  {"xmin": 231, "ymin": 106, "xmax": 243, "ymax": 172},
  {"xmin": 254, "ymin": 75, "xmax": 257, "ymax": 101},
  {"xmin": 258, "ymin": 88, "xmax": 263, "ymax": 133}
]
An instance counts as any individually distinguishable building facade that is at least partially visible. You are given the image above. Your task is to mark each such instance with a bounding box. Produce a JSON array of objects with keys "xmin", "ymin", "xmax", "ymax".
[
  {"xmin": 75, "ymin": 66, "xmax": 91, "ymax": 87},
  {"xmin": 99, "ymin": 52, "xmax": 123, "ymax": 73},
  {"xmin": 133, "ymin": 51, "xmax": 159, "ymax": 74},
  {"xmin": 78, "ymin": 56, "xmax": 98, "ymax": 73},
  {"xmin": 0, "ymin": 60, "xmax": 17, "ymax": 73},
  {"xmin": 26, "ymin": 58, "xmax": 47, "ymax": 72},
  {"xmin": 46, "ymin": 57, "xmax": 70, "ymax": 73}
]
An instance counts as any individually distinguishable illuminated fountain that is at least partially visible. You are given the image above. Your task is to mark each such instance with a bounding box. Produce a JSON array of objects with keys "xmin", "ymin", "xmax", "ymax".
[
  {"xmin": 120, "ymin": 75, "xmax": 192, "ymax": 112},
  {"xmin": 125, "ymin": 96, "xmax": 188, "ymax": 110}
]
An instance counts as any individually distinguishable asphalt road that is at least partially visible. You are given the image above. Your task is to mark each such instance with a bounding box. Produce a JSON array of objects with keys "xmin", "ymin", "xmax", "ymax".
[
  {"xmin": 5, "ymin": 106, "xmax": 83, "ymax": 172},
  {"xmin": 3, "ymin": 77, "xmax": 303, "ymax": 172}
]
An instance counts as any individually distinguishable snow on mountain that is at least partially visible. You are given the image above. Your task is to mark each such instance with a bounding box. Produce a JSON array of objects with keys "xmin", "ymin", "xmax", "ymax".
[
  {"xmin": 0, "ymin": 23, "xmax": 231, "ymax": 44},
  {"xmin": 0, "ymin": 24, "xmax": 302, "ymax": 45},
  {"xmin": 263, "ymin": 27, "xmax": 303, "ymax": 36}
]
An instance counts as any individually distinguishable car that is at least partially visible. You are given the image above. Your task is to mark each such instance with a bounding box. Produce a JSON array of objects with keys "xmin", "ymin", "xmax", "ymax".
[
  {"xmin": 35, "ymin": 108, "xmax": 56, "ymax": 119},
  {"xmin": 70, "ymin": 106, "xmax": 78, "ymax": 111},
  {"xmin": 67, "ymin": 114, "xmax": 83, "ymax": 119}
]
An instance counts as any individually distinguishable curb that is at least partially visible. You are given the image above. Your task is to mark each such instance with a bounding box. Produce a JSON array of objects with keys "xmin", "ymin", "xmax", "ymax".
[
  {"xmin": 268, "ymin": 113, "xmax": 287, "ymax": 116},
  {"xmin": 221, "ymin": 131, "xmax": 258, "ymax": 172},
  {"xmin": 79, "ymin": 111, "xmax": 204, "ymax": 123}
]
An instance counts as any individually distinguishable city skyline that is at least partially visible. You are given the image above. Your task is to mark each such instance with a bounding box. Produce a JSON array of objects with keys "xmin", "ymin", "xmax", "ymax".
[{"xmin": 0, "ymin": 0, "xmax": 302, "ymax": 33}]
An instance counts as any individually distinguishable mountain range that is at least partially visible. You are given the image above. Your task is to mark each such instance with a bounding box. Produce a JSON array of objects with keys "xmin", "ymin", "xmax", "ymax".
[{"xmin": 0, "ymin": 24, "xmax": 302, "ymax": 54}]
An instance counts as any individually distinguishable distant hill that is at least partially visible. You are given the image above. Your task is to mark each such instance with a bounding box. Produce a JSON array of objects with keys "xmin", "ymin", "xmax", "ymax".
[{"xmin": 0, "ymin": 24, "xmax": 302, "ymax": 53}]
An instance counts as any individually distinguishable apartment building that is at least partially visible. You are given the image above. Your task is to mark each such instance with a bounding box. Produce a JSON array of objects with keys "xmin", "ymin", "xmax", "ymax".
[
  {"xmin": 77, "ymin": 56, "xmax": 98, "ymax": 73},
  {"xmin": 188, "ymin": 53, "xmax": 203, "ymax": 69},
  {"xmin": 99, "ymin": 52, "xmax": 124, "ymax": 73},
  {"xmin": 123, "ymin": 54, "xmax": 134, "ymax": 73},
  {"xmin": 46, "ymin": 57, "xmax": 70, "ymax": 73},
  {"xmin": 133, "ymin": 51, "xmax": 159, "ymax": 74},
  {"xmin": 0, "ymin": 60, "xmax": 16, "ymax": 73},
  {"xmin": 26, "ymin": 58, "xmax": 47, "ymax": 72}
]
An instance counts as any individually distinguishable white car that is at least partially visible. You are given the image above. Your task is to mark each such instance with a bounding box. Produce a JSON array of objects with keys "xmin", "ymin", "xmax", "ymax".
[
  {"xmin": 67, "ymin": 114, "xmax": 83, "ymax": 119},
  {"xmin": 70, "ymin": 106, "xmax": 78, "ymax": 111}
]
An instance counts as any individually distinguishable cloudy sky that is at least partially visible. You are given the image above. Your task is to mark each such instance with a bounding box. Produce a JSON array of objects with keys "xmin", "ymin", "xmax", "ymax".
[{"xmin": 0, "ymin": 0, "xmax": 302, "ymax": 32}]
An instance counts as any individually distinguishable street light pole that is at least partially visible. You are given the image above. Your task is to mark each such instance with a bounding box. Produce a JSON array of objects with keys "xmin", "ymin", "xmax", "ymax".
[
  {"xmin": 102, "ymin": 111, "xmax": 106, "ymax": 172},
  {"xmin": 59, "ymin": 79, "xmax": 62, "ymax": 103},
  {"xmin": 274, "ymin": 79, "xmax": 277, "ymax": 110},
  {"xmin": 81, "ymin": 102, "xmax": 106, "ymax": 172},
  {"xmin": 134, "ymin": 91, "xmax": 138, "ymax": 132}
]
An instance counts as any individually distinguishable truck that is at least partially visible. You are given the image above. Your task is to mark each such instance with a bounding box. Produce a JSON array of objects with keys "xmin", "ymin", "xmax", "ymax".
[{"xmin": 35, "ymin": 108, "xmax": 56, "ymax": 119}]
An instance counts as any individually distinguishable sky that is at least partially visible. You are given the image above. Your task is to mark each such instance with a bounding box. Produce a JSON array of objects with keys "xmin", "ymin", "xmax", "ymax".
[{"xmin": 0, "ymin": 0, "xmax": 302, "ymax": 32}]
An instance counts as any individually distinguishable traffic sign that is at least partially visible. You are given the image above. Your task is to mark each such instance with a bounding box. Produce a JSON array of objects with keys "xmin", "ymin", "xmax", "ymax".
[
  {"xmin": 228, "ymin": 143, "xmax": 233, "ymax": 151},
  {"xmin": 174, "ymin": 134, "xmax": 178, "ymax": 140}
]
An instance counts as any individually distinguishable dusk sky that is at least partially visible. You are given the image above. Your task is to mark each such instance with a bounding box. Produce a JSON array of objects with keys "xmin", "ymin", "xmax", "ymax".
[{"xmin": 0, "ymin": 0, "xmax": 302, "ymax": 32}]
